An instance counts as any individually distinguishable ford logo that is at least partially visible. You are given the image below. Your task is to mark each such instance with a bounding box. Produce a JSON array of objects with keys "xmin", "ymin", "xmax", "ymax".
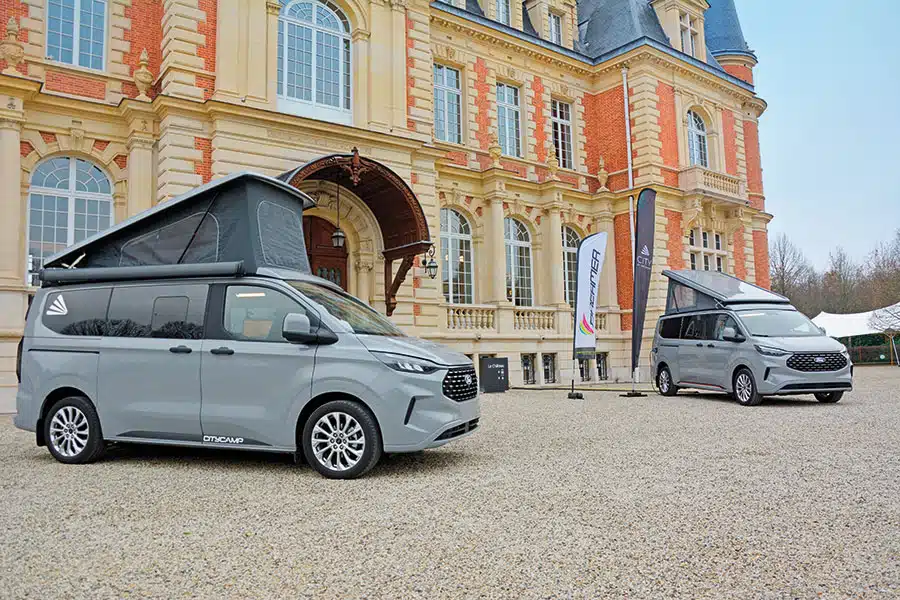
[
  {"xmin": 464, "ymin": 374, "xmax": 473, "ymax": 386},
  {"xmin": 814, "ymin": 357, "xmax": 826, "ymax": 364}
]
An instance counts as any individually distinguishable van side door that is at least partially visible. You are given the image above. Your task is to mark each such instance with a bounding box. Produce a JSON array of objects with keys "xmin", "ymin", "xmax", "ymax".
[
  {"xmin": 199, "ymin": 283, "xmax": 318, "ymax": 450},
  {"xmin": 705, "ymin": 313, "xmax": 743, "ymax": 390},
  {"xmin": 98, "ymin": 283, "xmax": 207, "ymax": 441},
  {"xmin": 676, "ymin": 314, "xmax": 707, "ymax": 387}
]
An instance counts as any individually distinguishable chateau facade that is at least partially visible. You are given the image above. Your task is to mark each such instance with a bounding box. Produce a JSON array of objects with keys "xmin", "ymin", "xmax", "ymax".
[{"xmin": 0, "ymin": 0, "xmax": 770, "ymax": 386}]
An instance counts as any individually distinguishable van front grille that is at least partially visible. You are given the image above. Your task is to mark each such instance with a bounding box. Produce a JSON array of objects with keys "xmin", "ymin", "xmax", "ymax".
[
  {"xmin": 442, "ymin": 366, "xmax": 478, "ymax": 402},
  {"xmin": 786, "ymin": 352, "xmax": 847, "ymax": 372}
]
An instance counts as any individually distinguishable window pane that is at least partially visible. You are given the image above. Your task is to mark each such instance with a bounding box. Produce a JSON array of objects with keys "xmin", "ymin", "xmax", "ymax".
[
  {"xmin": 223, "ymin": 285, "xmax": 305, "ymax": 342},
  {"xmin": 107, "ymin": 285, "xmax": 207, "ymax": 339},
  {"xmin": 48, "ymin": 0, "xmax": 76, "ymax": 65},
  {"xmin": 316, "ymin": 30, "xmax": 341, "ymax": 107},
  {"xmin": 41, "ymin": 288, "xmax": 112, "ymax": 335}
]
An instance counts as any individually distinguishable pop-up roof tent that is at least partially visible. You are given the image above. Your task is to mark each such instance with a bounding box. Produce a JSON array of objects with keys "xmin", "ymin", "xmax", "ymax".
[
  {"xmin": 42, "ymin": 172, "xmax": 316, "ymax": 275},
  {"xmin": 662, "ymin": 270, "xmax": 791, "ymax": 314}
]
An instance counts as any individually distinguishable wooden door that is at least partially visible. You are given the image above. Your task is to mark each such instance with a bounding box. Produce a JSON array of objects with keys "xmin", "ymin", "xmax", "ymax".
[{"xmin": 303, "ymin": 216, "xmax": 348, "ymax": 290}]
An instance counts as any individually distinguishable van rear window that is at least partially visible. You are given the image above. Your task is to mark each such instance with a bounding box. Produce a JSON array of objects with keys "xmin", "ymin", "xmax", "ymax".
[
  {"xmin": 41, "ymin": 288, "xmax": 112, "ymax": 336},
  {"xmin": 659, "ymin": 317, "xmax": 682, "ymax": 339}
]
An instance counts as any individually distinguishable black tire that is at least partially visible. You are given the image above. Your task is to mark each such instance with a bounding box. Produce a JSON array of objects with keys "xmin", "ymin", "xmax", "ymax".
[
  {"xmin": 815, "ymin": 391, "xmax": 844, "ymax": 404},
  {"xmin": 657, "ymin": 366, "xmax": 679, "ymax": 396},
  {"xmin": 43, "ymin": 396, "xmax": 105, "ymax": 464},
  {"xmin": 302, "ymin": 399, "xmax": 382, "ymax": 479},
  {"xmin": 732, "ymin": 367, "xmax": 762, "ymax": 406}
]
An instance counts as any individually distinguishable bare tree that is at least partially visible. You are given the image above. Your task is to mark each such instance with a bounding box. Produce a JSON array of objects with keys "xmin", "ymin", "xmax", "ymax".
[
  {"xmin": 769, "ymin": 233, "xmax": 812, "ymax": 298},
  {"xmin": 869, "ymin": 303, "xmax": 900, "ymax": 334},
  {"xmin": 822, "ymin": 247, "xmax": 862, "ymax": 313}
]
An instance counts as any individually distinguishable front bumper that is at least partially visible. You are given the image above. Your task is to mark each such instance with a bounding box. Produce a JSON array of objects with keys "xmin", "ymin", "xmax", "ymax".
[{"xmin": 755, "ymin": 357, "xmax": 853, "ymax": 396}]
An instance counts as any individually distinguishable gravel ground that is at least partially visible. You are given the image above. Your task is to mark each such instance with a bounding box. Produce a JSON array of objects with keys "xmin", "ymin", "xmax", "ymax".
[{"xmin": 1, "ymin": 368, "xmax": 898, "ymax": 599}]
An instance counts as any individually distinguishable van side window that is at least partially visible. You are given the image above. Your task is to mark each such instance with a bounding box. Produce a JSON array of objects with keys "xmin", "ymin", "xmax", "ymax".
[
  {"xmin": 223, "ymin": 285, "xmax": 308, "ymax": 342},
  {"xmin": 712, "ymin": 314, "xmax": 740, "ymax": 341},
  {"xmin": 682, "ymin": 314, "xmax": 713, "ymax": 340},
  {"xmin": 659, "ymin": 317, "xmax": 683, "ymax": 339},
  {"xmin": 107, "ymin": 285, "xmax": 207, "ymax": 339},
  {"xmin": 42, "ymin": 288, "xmax": 112, "ymax": 335}
]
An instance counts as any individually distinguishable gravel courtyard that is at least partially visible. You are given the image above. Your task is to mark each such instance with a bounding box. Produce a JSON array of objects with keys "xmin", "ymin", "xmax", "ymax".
[{"xmin": 1, "ymin": 368, "xmax": 898, "ymax": 599}]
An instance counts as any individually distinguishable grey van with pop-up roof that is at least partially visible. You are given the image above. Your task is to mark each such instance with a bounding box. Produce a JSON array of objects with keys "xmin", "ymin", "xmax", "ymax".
[
  {"xmin": 651, "ymin": 270, "xmax": 852, "ymax": 406},
  {"xmin": 14, "ymin": 173, "xmax": 480, "ymax": 479}
]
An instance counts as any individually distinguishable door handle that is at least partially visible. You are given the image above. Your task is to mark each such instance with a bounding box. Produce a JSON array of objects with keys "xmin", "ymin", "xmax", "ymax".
[
  {"xmin": 169, "ymin": 345, "xmax": 192, "ymax": 354},
  {"xmin": 696, "ymin": 343, "xmax": 704, "ymax": 347},
  {"xmin": 210, "ymin": 347, "xmax": 235, "ymax": 356},
  {"xmin": 707, "ymin": 344, "xmax": 716, "ymax": 348}
]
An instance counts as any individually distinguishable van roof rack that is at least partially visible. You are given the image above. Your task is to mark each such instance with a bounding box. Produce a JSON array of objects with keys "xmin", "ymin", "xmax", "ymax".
[{"xmin": 40, "ymin": 261, "xmax": 245, "ymax": 287}]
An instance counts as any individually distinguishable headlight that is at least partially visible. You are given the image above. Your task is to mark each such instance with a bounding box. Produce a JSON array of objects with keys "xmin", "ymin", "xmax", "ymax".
[
  {"xmin": 373, "ymin": 352, "xmax": 442, "ymax": 374},
  {"xmin": 755, "ymin": 344, "xmax": 790, "ymax": 357},
  {"xmin": 840, "ymin": 346, "xmax": 850, "ymax": 357}
]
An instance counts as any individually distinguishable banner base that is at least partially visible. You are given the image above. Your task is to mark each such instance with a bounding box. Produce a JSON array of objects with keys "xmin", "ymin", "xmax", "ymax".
[
  {"xmin": 567, "ymin": 391, "xmax": 584, "ymax": 400},
  {"xmin": 619, "ymin": 391, "xmax": 647, "ymax": 398}
]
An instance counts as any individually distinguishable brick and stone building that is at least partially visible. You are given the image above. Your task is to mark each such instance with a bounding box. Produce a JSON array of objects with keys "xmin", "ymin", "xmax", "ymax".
[{"xmin": 0, "ymin": 0, "xmax": 770, "ymax": 387}]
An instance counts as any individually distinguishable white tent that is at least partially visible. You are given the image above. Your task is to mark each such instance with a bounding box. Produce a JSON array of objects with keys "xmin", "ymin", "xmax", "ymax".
[{"xmin": 812, "ymin": 302, "xmax": 900, "ymax": 338}]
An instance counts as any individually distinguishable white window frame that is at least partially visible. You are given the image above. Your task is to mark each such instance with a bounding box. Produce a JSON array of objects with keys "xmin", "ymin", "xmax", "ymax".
[
  {"xmin": 551, "ymin": 99, "xmax": 574, "ymax": 170},
  {"xmin": 680, "ymin": 12, "xmax": 699, "ymax": 58},
  {"xmin": 562, "ymin": 226, "xmax": 579, "ymax": 305},
  {"xmin": 277, "ymin": 0, "xmax": 353, "ymax": 126},
  {"xmin": 495, "ymin": 0, "xmax": 511, "ymax": 25},
  {"xmin": 548, "ymin": 12, "xmax": 562, "ymax": 45},
  {"xmin": 46, "ymin": 0, "xmax": 108, "ymax": 71},
  {"xmin": 26, "ymin": 157, "xmax": 114, "ymax": 284},
  {"xmin": 688, "ymin": 226, "xmax": 727, "ymax": 273},
  {"xmin": 504, "ymin": 217, "xmax": 534, "ymax": 307},
  {"xmin": 687, "ymin": 110, "xmax": 709, "ymax": 168},
  {"xmin": 497, "ymin": 83, "xmax": 522, "ymax": 158},
  {"xmin": 440, "ymin": 208, "xmax": 474, "ymax": 305},
  {"xmin": 433, "ymin": 64, "xmax": 462, "ymax": 144}
]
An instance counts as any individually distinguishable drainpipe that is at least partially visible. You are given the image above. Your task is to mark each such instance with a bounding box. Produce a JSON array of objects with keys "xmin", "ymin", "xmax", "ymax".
[{"xmin": 622, "ymin": 66, "xmax": 635, "ymax": 270}]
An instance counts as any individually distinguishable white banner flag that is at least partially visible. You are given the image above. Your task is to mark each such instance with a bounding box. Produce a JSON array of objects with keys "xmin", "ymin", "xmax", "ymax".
[{"xmin": 573, "ymin": 231, "xmax": 608, "ymax": 356}]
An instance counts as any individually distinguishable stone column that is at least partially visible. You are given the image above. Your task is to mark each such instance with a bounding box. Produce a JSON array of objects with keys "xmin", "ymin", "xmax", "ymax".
[
  {"xmin": 126, "ymin": 137, "xmax": 155, "ymax": 216},
  {"xmin": 0, "ymin": 115, "xmax": 26, "ymax": 385},
  {"xmin": 390, "ymin": 0, "xmax": 408, "ymax": 130},
  {"xmin": 594, "ymin": 212, "xmax": 619, "ymax": 312},
  {"xmin": 546, "ymin": 205, "xmax": 565, "ymax": 307},
  {"xmin": 352, "ymin": 30, "xmax": 371, "ymax": 127},
  {"xmin": 356, "ymin": 256, "xmax": 374, "ymax": 305},
  {"xmin": 488, "ymin": 197, "xmax": 507, "ymax": 304}
]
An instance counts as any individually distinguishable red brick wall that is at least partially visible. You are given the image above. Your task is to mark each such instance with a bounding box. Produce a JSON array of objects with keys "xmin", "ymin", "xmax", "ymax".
[
  {"xmin": 93, "ymin": 140, "xmax": 110, "ymax": 152},
  {"xmin": 733, "ymin": 227, "xmax": 747, "ymax": 280},
  {"xmin": 45, "ymin": 71, "xmax": 106, "ymax": 100},
  {"xmin": 445, "ymin": 150, "xmax": 468, "ymax": 166},
  {"xmin": 530, "ymin": 76, "xmax": 547, "ymax": 163},
  {"xmin": 583, "ymin": 86, "xmax": 629, "ymax": 192},
  {"xmin": 122, "ymin": 0, "xmax": 163, "ymax": 98},
  {"xmin": 194, "ymin": 137, "xmax": 212, "ymax": 184},
  {"xmin": 473, "ymin": 58, "xmax": 491, "ymax": 151},
  {"xmin": 752, "ymin": 230, "xmax": 770, "ymax": 289},
  {"xmin": 0, "ymin": 0, "xmax": 29, "ymax": 75},
  {"xmin": 722, "ymin": 110, "xmax": 738, "ymax": 176},
  {"xmin": 40, "ymin": 131, "xmax": 57, "ymax": 145},
  {"xmin": 744, "ymin": 120, "xmax": 764, "ymax": 209},
  {"xmin": 665, "ymin": 210, "xmax": 684, "ymax": 269},
  {"xmin": 614, "ymin": 212, "xmax": 633, "ymax": 330},
  {"xmin": 114, "ymin": 154, "xmax": 128, "ymax": 170},
  {"xmin": 723, "ymin": 64, "xmax": 754, "ymax": 85},
  {"xmin": 20, "ymin": 141, "xmax": 34, "ymax": 157},
  {"xmin": 657, "ymin": 82, "xmax": 679, "ymax": 187},
  {"xmin": 500, "ymin": 160, "xmax": 527, "ymax": 178},
  {"xmin": 197, "ymin": 0, "xmax": 217, "ymax": 99}
]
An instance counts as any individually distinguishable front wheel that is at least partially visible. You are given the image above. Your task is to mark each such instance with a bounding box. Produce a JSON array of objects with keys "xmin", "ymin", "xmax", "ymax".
[
  {"xmin": 815, "ymin": 391, "xmax": 844, "ymax": 403},
  {"xmin": 44, "ymin": 396, "xmax": 106, "ymax": 464},
  {"xmin": 733, "ymin": 368, "xmax": 762, "ymax": 406},
  {"xmin": 302, "ymin": 400, "xmax": 382, "ymax": 479},
  {"xmin": 657, "ymin": 366, "xmax": 679, "ymax": 397}
]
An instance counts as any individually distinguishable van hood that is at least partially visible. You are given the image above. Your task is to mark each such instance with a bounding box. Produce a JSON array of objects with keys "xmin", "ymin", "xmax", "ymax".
[
  {"xmin": 755, "ymin": 336, "xmax": 846, "ymax": 353},
  {"xmin": 356, "ymin": 335, "xmax": 472, "ymax": 367}
]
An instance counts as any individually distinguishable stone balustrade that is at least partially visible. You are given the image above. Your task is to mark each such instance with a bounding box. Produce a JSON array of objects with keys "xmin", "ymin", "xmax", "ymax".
[
  {"xmin": 679, "ymin": 166, "xmax": 747, "ymax": 203},
  {"xmin": 513, "ymin": 307, "xmax": 556, "ymax": 331},
  {"xmin": 446, "ymin": 305, "xmax": 497, "ymax": 330}
]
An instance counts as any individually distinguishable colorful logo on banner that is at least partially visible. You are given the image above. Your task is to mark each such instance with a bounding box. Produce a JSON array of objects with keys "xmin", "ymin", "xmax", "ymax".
[
  {"xmin": 572, "ymin": 232, "xmax": 608, "ymax": 357},
  {"xmin": 578, "ymin": 314, "xmax": 595, "ymax": 336}
]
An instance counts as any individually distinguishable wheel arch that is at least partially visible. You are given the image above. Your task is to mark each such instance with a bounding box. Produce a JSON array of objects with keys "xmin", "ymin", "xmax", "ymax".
[
  {"xmin": 730, "ymin": 364, "xmax": 753, "ymax": 393},
  {"xmin": 295, "ymin": 392, "xmax": 384, "ymax": 452},
  {"xmin": 36, "ymin": 386, "xmax": 94, "ymax": 447}
]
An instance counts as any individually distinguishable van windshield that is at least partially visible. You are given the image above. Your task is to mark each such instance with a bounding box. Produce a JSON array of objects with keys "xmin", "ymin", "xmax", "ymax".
[
  {"xmin": 288, "ymin": 281, "xmax": 405, "ymax": 337},
  {"xmin": 737, "ymin": 309, "xmax": 821, "ymax": 338}
]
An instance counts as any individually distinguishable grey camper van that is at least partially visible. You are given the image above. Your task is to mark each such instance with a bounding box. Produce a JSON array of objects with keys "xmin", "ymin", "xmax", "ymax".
[
  {"xmin": 651, "ymin": 270, "xmax": 852, "ymax": 406},
  {"xmin": 15, "ymin": 172, "xmax": 480, "ymax": 479}
]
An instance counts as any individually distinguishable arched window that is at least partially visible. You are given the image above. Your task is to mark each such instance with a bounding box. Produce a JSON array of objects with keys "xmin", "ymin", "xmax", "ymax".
[
  {"xmin": 562, "ymin": 226, "xmax": 580, "ymax": 305},
  {"xmin": 504, "ymin": 217, "xmax": 533, "ymax": 307},
  {"xmin": 278, "ymin": 0, "xmax": 352, "ymax": 124},
  {"xmin": 440, "ymin": 208, "xmax": 474, "ymax": 304},
  {"xmin": 687, "ymin": 110, "xmax": 709, "ymax": 168},
  {"xmin": 27, "ymin": 157, "xmax": 113, "ymax": 284}
]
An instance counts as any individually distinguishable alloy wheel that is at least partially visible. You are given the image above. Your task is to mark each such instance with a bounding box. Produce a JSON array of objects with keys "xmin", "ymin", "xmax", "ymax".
[
  {"xmin": 311, "ymin": 411, "xmax": 366, "ymax": 472},
  {"xmin": 735, "ymin": 373, "xmax": 753, "ymax": 404},
  {"xmin": 49, "ymin": 406, "xmax": 90, "ymax": 458},
  {"xmin": 659, "ymin": 370, "xmax": 670, "ymax": 393}
]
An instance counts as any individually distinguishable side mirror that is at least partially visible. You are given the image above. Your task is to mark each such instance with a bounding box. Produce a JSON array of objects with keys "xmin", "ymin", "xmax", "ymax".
[
  {"xmin": 722, "ymin": 326, "xmax": 745, "ymax": 343},
  {"xmin": 282, "ymin": 313, "xmax": 316, "ymax": 344},
  {"xmin": 818, "ymin": 326, "xmax": 827, "ymax": 335}
]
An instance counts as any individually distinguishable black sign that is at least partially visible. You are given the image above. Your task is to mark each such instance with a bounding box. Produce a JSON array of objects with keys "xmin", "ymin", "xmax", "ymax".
[
  {"xmin": 479, "ymin": 357, "xmax": 509, "ymax": 393},
  {"xmin": 631, "ymin": 188, "xmax": 657, "ymax": 376}
]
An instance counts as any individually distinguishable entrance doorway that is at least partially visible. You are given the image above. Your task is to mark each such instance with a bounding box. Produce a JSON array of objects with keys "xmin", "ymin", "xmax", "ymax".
[{"xmin": 303, "ymin": 216, "xmax": 348, "ymax": 290}]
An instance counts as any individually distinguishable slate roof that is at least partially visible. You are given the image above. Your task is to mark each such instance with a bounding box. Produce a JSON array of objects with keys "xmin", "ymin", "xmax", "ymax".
[{"xmin": 704, "ymin": 0, "xmax": 755, "ymax": 57}]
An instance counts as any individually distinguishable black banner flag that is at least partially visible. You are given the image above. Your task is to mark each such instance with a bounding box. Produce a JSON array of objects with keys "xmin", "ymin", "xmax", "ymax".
[{"xmin": 631, "ymin": 188, "xmax": 657, "ymax": 377}]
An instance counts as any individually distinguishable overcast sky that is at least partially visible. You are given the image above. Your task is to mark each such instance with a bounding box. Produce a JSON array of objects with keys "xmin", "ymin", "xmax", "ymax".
[{"xmin": 735, "ymin": 0, "xmax": 900, "ymax": 269}]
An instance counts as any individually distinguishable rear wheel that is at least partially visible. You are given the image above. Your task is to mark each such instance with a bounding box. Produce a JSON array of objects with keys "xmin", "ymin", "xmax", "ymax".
[
  {"xmin": 302, "ymin": 400, "xmax": 382, "ymax": 479},
  {"xmin": 815, "ymin": 391, "xmax": 844, "ymax": 403},
  {"xmin": 733, "ymin": 368, "xmax": 762, "ymax": 406},
  {"xmin": 657, "ymin": 366, "xmax": 679, "ymax": 397},
  {"xmin": 44, "ymin": 396, "xmax": 105, "ymax": 464}
]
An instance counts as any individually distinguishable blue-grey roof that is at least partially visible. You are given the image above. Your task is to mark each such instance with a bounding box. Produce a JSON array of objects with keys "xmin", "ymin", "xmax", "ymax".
[
  {"xmin": 704, "ymin": 0, "xmax": 755, "ymax": 58},
  {"xmin": 522, "ymin": 4, "xmax": 538, "ymax": 37},
  {"xmin": 577, "ymin": 0, "xmax": 669, "ymax": 59},
  {"xmin": 465, "ymin": 0, "xmax": 484, "ymax": 16}
]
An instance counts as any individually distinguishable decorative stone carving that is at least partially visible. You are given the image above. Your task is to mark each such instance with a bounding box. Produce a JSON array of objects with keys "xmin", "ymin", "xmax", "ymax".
[
  {"xmin": 546, "ymin": 148, "xmax": 559, "ymax": 180},
  {"xmin": 133, "ymin": 49, "xmax": 154, "ymax": 101},
  {"xmin": 488, "ymin": 133, "xmax": 502, "ymax": 168},
  {"xmin": 597, "ymin": 155, "xmax": 609, "ymax": 191},
  {"xmin": 266, "ymin": 0, "xmax": 282, "ymax": 15},
  {"xmin": 0, "ymin": 17, "xmax": 25, "ymax": 76}
]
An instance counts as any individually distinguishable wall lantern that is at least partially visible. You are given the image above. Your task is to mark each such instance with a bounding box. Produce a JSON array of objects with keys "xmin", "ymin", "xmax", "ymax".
[
  {"xmin": 423, "ymin": 246, "xmax": 438, "ymax": 279},
  {"xmin": 331, "ymin": 182, "xmax": 346, "ymax": 248}
]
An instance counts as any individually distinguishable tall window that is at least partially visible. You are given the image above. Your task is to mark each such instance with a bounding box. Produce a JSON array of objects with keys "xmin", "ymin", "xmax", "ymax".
[
  {"xmin": 563, "ymin": 226, "xmax": 580, "ymax": 305},
  {"xmin": 440, "ymin": 208, "xmax": 474, "ymax": 304},
  {"xmin": 548, "ymin": 13, "xmax": 562, "ymax": 44},
  {"xmin": 27, "ymin": 157, "xmax": 113, "ymax": 284},
  {"xmin": 495, "ymin": 0, "xmax": 510, "ymax": 25},
  {"xmin": 497, "ymin": 83, "xmax": 521, "ymax": 157},
  {"xmin": 551, "ymin": 99, "xmax": 573, "ymax": 169},
  {"xmin": 504, "ymin": 217, "xmax": 533, "ymax": 306},
  {"xmin": 278, "ymin": 0, "xmax": 352, "ymax": 123},
  {"xmin": 433, "ymin": 65, "xmax": 462, "ymax": 144},
  {"xmin": 47, "ymin": 0, "xmax": 107, "ymax": 70},
  {"xmin": 680, "ymin": 12, "xmax": 699, "ymax": 58},
  {"xmin": 687, "ymin": 110, "xmax": 709, "ymax": 168},
  {"xmin": 688, "ymin": 227, "xmax": 727, "ymax": 273}
]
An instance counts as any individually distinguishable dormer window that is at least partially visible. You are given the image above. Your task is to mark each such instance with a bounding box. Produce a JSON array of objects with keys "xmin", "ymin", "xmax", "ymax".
[
  {"xmin": 496, "ymin": 0, "xmax": 511, "ymax": 25},
  {"xmin": 680, "ymin": 12, "xmax": 699, "ymax": 58},
  {"xmin": 548, "ymin": 12, "xmax": 562, "ymax": 45}
]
